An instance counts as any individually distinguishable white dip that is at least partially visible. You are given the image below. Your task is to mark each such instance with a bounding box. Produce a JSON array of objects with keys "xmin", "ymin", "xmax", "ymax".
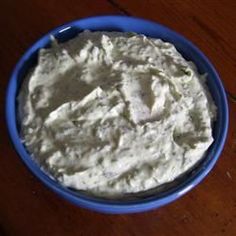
[{"xmin": 18, "ymin": 31, "xmax": 216, "ymax": 197}]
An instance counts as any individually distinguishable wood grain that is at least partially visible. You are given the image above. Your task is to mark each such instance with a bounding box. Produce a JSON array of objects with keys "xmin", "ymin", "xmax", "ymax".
[{"xmin": 0, "ymin": 0, "xmax": 235, "ymax": 235}]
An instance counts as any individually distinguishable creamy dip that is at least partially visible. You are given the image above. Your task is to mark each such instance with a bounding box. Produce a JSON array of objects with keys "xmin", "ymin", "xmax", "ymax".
[{"xmin": 18, "ymin": 31, "xmax": 216, "ymax": 197}]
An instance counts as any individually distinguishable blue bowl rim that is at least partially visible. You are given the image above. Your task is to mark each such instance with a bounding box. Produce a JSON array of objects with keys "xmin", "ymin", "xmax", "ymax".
[{"xmin": 5, "ymin": 15, "xmax": 229, "ymax": 214}]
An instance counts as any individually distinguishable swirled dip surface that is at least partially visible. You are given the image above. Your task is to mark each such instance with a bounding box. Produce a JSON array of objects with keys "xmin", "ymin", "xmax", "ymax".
[{"xmin": 18, "ymin": 31, "xmax": 216, "ymax": 197}]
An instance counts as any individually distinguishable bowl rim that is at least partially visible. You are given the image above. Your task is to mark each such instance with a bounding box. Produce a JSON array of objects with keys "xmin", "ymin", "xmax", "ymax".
[{"xmin": 5, "ymin": 15, "xmax": 229, "ymax": 214}]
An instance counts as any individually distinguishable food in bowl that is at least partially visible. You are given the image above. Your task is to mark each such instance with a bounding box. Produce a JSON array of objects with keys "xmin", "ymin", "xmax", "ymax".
[{"xmin": 18, "ymin": 31, "xmax": 216, "ymax": 197}]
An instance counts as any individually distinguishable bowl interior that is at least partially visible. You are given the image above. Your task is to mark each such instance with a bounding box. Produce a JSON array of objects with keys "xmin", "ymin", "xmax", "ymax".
[{"xmin": 6, "ymin": 16, "xmax": 228, "ymax": 213}]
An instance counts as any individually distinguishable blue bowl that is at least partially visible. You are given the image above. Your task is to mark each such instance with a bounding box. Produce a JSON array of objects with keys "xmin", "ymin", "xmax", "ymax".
[{"xmin": 6, "ymin": 16, "xmax": 228, "ymax": 214}]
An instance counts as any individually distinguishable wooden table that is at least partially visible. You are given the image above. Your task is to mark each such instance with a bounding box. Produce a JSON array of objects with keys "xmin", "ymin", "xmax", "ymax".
[{"xmin": 1, "ymin": 1, "xmax": 236, "ymax": 235}]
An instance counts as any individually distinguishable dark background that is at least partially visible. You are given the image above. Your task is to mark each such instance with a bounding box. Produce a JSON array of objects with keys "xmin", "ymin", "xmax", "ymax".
[{"xmin": 1, "ymin": 1, "xmax": 236, "ymax": 235}]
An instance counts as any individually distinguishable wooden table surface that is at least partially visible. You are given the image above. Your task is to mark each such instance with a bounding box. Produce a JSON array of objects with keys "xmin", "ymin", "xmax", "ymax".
[{"xmin": 1, "ymin": 0, "xmax": 236, "ymax": 235}]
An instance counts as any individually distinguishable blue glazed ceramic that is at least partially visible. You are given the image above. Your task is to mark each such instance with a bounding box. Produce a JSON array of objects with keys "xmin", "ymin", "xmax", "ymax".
[{"xmin": 6, "ymin": 16, "xmax": 228, "ymax": 214}]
